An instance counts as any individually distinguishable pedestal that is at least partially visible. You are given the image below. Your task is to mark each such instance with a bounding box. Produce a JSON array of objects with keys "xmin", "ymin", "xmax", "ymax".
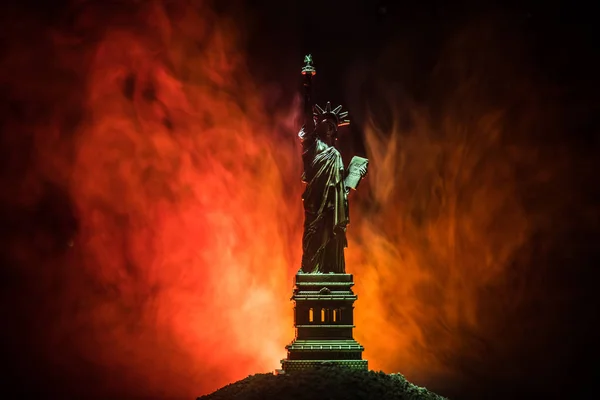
[{"xmin": 281, "ymin": 273, "xmax": 368, "ymax": 372}]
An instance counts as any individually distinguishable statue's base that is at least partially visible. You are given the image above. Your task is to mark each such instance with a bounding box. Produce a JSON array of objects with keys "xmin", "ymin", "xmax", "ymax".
[
  {"xmin": 281, "ymin": 272, "xmax": 367, "ymax": 372},
  {"xmin": 280, "ymin": 359, "xmax": 368, "ymax": 372}
]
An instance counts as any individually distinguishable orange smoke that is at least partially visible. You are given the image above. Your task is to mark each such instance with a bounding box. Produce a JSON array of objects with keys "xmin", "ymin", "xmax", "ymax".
[
  {"xmin": 2, "ymin": 0, "xmax": 302, "ymax": 397},
  {"xmin": 346, "ymin": 17, "xmax": 577, "ymax": 395},
  {"xmin": 66, "ymin": 1, "xmax": 306, "ymax": 397}
]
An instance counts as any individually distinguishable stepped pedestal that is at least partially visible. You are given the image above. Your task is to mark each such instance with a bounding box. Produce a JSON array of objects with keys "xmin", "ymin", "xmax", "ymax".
[{"xmin": 281, "ymin": 273, "xmax": 368, "ymax": 372}]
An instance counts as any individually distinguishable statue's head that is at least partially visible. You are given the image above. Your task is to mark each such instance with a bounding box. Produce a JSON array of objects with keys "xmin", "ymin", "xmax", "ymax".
[
  {"xmin": 313, "ymin": 102, "xmax": 350, "ymax": 143},
  {"xmin": 315, "ymin": 118, "xmax": 338, "ymax": 142}
]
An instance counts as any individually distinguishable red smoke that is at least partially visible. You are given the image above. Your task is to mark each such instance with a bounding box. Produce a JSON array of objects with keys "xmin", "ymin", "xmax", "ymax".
[{"xmin": 2, "ymin": 1, "xmax": 302, "ymax": 397}]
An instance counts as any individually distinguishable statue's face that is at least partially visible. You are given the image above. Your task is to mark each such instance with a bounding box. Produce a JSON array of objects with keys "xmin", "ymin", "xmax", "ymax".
[{"xmin": 316, "ymin": 120, "xmax": 338, "ymax": 142}]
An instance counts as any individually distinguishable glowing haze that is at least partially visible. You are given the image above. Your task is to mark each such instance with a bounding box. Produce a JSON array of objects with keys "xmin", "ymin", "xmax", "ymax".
[
  {"xmin": 0, "ymin": 1, "xmax": 586, "ymax": 399},
  {"xmin": 3, "ymin": 1, "xmax": 301, "ymax": 397},
  {"xmin": 67, "ymin": 1, "xmax": 303, "ymax": 394}
]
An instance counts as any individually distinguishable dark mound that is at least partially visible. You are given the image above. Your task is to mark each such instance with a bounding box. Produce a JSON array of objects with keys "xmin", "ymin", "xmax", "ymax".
[{"xmin": 197, "ymin": 367, "xmax": 447, "ymax": 400}]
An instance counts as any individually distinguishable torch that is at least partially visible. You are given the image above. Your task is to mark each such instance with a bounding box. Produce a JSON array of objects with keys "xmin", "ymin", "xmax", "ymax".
[{"xmin": 301, "ymin": 54, "xmax": 316, "ymax": 132}]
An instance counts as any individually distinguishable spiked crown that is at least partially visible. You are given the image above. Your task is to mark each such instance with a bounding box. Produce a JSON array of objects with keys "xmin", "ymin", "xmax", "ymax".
[{"xmin": 313, "ymin": 101, "xmax": 350, "ymax": 128}]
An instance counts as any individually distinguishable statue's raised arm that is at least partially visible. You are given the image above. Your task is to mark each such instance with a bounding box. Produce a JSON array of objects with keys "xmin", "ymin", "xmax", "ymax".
[
  {"xmin": 301, "ymin": 54, "xmax": 316, "ymax": 130},
  {"xmin": 298, "ymin": 54, "xmax": 317, "ymax": 146}
]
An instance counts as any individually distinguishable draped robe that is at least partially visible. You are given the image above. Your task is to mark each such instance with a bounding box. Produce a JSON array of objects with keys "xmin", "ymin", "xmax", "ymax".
[{"xmin": 299, "ymin": 127, "xmax": 349, "ymax": 274}]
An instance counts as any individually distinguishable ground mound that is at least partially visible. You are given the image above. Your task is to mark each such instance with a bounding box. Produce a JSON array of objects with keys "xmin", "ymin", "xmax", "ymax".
[{"xmin": 197, "ymin": 367, "xmax": 447, "ymax": 400}]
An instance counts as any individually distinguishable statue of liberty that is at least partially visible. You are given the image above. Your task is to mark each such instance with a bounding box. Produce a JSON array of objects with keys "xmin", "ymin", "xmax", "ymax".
[{"xmin": 298, "ymin": 55, "xmax": 368, "ymax": 274}]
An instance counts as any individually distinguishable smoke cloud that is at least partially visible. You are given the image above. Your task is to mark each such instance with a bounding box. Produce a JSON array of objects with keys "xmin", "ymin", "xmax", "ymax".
[{"xmin": 346, "ymin": 14, "xmax": 600, "ymax": 398}]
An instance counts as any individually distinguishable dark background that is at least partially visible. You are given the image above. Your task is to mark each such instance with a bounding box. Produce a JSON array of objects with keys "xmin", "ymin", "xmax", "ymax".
[{"xmin": 1, "ymin": 0, "xmax": 599, "ymax": 399}]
